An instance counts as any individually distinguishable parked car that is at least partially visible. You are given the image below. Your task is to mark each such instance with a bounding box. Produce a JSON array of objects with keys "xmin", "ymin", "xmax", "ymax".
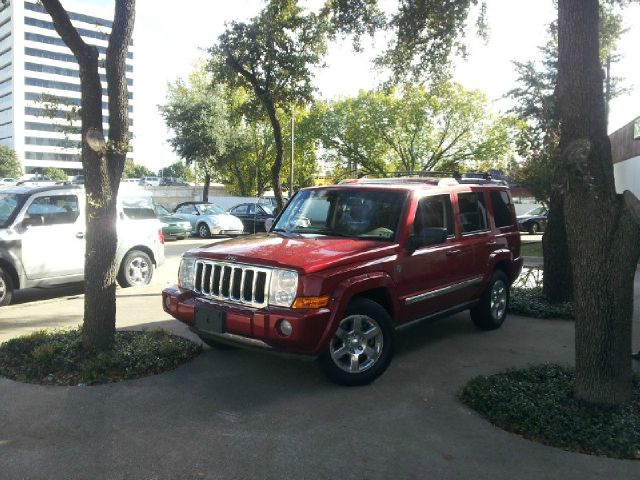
[
  {"xmin": 159, "ymin": 177, "xmax": 190, "ymax": 187},
  {"xmin": 163, "ymin": 176, "xmax": 522, "ymax": 385},
  {"xmin": 517, "ymin": 205, "xmax": 548, "ymax": 234},
  {"xmin": 154, "ymin": 204, "xmax": 192, "ymax": 240},
  {"xmin": 172, "ymin": 201, "xmax": 244, "ymax": 238},
  {"xmin": 69, "ymin": 175, "xmax": 84, "ymax": 185},
  {"xmin": 0, "ymin": 184, "xmax": 165, "ymax": 306},
  {"xmin": 0, "ymin": 178, "xmax": 17, "ymax": 186},
  {"xmin": 121, "ymin": 178, "xmax": 140, "ymax": 184},
  {"xmin": 228, "ymin": 202, "xmax": 275, "ymax": 233},
  {"xmin": 16, "ymin": 176, "xmax": 55, "ymax": 187},
  {"xmin": 139, "ymin": 176, "xmax": 161, "ymax": 187}
]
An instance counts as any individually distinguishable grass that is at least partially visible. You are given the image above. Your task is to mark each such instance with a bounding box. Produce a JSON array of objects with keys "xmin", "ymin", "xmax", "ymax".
[
  {"xmin": 460, "ymin": 364, "xmax": 640, "ymax": 459},
  {"xmin": 520, "ymin": 242, "xmax": 543, "ymax": 257},
  {"xmin": 0, "ymin": 328, "xmax": 202, "ymax": 386},
  {"xmin": 509, "ymin": 286, "xmax": 574, "ymax": 319}
]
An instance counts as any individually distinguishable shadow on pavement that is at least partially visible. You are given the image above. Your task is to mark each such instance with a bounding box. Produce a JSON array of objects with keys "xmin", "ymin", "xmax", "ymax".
[{"xmin": 10, "ymin": 283, "xmax": 85, "ymax": 305}]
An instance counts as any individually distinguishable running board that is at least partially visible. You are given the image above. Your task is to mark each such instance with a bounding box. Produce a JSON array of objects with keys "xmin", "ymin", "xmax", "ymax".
[{"xmin": 396, "ymin": 300, "xmax": 479, "ymax": 331}]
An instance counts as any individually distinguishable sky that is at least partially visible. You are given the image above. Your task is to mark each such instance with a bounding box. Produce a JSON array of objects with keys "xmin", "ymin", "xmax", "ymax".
[{"xmin": 82, "ymin": 0, "xmax": 640, "ymax": 171}]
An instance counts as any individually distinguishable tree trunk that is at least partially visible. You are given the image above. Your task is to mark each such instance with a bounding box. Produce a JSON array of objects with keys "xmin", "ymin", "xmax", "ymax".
[
  {"xmin": 542, "ymin": 191, "xmax": 573, "ymax": 302},
  {"xmin": 202, "ymin": 172, "xmax": 211, "ymax": 202},
  {"xmin": 42, "ymin": 0, "xmax": 135, "ymax": 350},
  {"xmin": 262, "ymin": 96, "xmax": 284, "ymax": 211},
  {"xmin": 557, "ymin": 0, "xmax": 640, "ymax": 404}
]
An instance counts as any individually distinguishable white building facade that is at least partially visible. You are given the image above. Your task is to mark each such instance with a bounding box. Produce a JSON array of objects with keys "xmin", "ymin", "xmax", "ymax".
[
  {"xmin": 611, "ymin": 117, "xmax": 640, "ymax": 197},
  {"xmin": 0, "ymin": 0, "xmax": 134, "ymax": 175}
]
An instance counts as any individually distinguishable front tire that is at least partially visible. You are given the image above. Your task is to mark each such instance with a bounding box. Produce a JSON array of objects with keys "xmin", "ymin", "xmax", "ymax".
[
  {"xmin": 0, "ymin": 267, "xmax": 14, "ymax": 306},
  {"xmin": 318, "ymin": 298, "xmax": 394, "ymax": 386},
  {"xmin": 117, "ymin": 250, "xmax": 154, "ymax": 288},
  {"xmin": 197, "ymin": 223, "xmax": 211, "ymax": 239},
  {"xmin": 470, "ymin": 270, "xmax": 509, "ymax": 330}
]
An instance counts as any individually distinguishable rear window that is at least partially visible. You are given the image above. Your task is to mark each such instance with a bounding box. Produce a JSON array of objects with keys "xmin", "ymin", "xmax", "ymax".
[
  {"xmin": 458, "ymin": 192, "xmax": 489, "ymax": 233},
  {"xmin": 490, "ymin": 190, "xmax": 514, "ymax": 228},
  {"xmin": 122, "ymin": 196, "xmax": 156, "ymax": 219}
]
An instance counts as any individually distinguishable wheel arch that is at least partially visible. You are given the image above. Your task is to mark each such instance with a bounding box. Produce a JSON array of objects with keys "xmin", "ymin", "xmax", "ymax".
[
  {"xmin": 119, "ymin": 245, "xmax": 157, "ymax": 270},
  {"xmin": 0, "ymin": 258, "xmax": 19, "ymax": 290}
]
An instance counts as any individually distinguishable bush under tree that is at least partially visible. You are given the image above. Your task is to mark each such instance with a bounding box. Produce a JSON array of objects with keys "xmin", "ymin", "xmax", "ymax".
[{"xmin": 0, "ymin": 145, "xmax": 22, "ymax": 178}]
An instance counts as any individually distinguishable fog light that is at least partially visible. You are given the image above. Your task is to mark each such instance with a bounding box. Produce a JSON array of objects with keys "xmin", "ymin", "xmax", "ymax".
[
  {"xmin": 278, "ymin": 320, "xmax": 293, "ymax": 337},
  {"xmin": 163, "ymin": 295, "xmax": 171, "ymax": 310}
]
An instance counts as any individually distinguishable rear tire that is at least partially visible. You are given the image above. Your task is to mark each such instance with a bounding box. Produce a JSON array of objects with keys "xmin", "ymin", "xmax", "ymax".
[
  {"xmin": 0, "ymin": 267, "xmax": 14, "ymax": 306},
  {"xmin": 117, "ymin": 250, "xmax": 154, "ymax": 288},
  {"xmin": 528, "ymin": 223, "xmax": 539, "ymax": 235},
  {"xmin": 471, "ymin": 270, "xmax": 509, "ymax": 330},
  {"xmin": 318, "ymin": 298, "xmax": 394, "ymax": 386},
  {"xmin": 198, "ymin": 223, "xmax": 211, "ymax": 238}
]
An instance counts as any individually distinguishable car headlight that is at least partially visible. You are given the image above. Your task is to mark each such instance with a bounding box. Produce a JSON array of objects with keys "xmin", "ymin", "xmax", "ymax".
[
  {"xmin": 269, "ymin": 269, "xmax": 298, "ymax": 307},
  {"xmin": 178, "ymin": 257, "xmax": 196, "ymax": 290},
  {"xmin": 181, "ymin": 222, "xmax": 191, "ymax": 229},
  {"xmin": 161, "ymin": 222, "xmax": 169, "ymax": 228}
]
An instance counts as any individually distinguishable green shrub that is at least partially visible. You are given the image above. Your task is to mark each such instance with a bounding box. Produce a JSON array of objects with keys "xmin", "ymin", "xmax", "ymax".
[
  {"xmin": 509, "ymin": 286, "xmax": 574, "ymax": 319},
  {"xmin": 460, "ymin": 364, "xmax": 640, "ymax": 459},
  {"xmin": 0, "ymin": 329, "xmax": 201, "ymax": 385}
]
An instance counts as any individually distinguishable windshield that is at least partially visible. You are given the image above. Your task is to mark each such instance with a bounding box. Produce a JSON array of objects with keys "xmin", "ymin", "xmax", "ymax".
[
  {"xmin": 122, "ymin": 196, "xmax": 156, "ymax": 219},
  {"xmin": 261, "ymin": 205, "xmax": 274, "ymax": 215},
  {"xmin": 273, "ymin": 188, "xmax": 406, "ymax": 241},
  {"xmin": 525, "ymin": 206, "xmax": 547, "ymax": 216},
  {"xmin": 196, "ymin": 203, "xmax": 224, "ymax": 215},
  {"xmin": 0, "ymin": 193, "xmax": 26, "ymax": 228},
  {"xmin": 155, "ymin": 204, "xmax": 171, "ymax": 216}
]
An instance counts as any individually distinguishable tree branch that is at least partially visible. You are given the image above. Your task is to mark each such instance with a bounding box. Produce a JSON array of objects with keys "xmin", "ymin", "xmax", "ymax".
[{"xmin": 40, "ymin": 0, "xmax": 96, "ymax": 64}]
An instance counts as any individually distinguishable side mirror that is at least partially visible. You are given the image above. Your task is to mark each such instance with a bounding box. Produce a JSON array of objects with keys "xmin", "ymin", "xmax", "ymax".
[{"xmin": 407, "ymin": 228, "xmax": 448, "ymax": 251}]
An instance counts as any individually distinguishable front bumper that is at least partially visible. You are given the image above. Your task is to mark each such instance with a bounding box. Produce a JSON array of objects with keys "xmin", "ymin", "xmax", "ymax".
[
  {"xmin": 163, "ymin": 226, "xmax": 190, "ymax": 238},
  {"xmin": 162, "ymin": 286, "xmax": 331, "ymax": 355}
]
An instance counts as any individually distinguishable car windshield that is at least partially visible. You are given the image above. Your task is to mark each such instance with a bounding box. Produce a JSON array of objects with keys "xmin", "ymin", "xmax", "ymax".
[
  {"xmin": 155, "ymin": 204, "xmax": 171, "ymax": 216},
  {"xmin": 0, "ymin": 193, "xmax": 26, "ymax": 228},
  {"xmin": 122, "ymin": 196, "xmax": 156, "ymax": 219},
  {"xmin": 196, "ymin": 203, "xmax": 224, "ymax": 215},
  {"xmin": 273, "ymin": 188, "xmax": 406, "ymax": 241},
  {"xmin": 261, "ymin": 205, "xmax": 274, "ymax": 214},
  {"xmin": 525, "ymin": 206, "xmax": 547, "ymax": 216}
]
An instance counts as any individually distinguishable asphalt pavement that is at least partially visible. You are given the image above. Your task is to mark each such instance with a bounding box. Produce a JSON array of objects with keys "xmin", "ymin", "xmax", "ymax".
[{"xmin": 3, "ymin": 233, "xmax": 640, "ymax": 479}]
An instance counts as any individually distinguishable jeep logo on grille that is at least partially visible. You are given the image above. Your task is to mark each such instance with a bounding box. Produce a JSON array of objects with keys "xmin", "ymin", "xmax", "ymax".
[{"xmin": 226, "ymin": 255, "xmax": 237, "ymax": 261}]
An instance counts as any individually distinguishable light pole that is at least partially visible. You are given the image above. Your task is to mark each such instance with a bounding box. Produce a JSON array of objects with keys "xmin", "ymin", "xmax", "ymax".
[{"xmin": 289, "ymin": 103, "xmax": 294, "ymax": 198}]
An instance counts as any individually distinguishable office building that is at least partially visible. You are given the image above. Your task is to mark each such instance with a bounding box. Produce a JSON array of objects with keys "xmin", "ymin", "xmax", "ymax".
[{"xmin": 0, "ymin": 0, "xmax": 134, "ymax": 175}]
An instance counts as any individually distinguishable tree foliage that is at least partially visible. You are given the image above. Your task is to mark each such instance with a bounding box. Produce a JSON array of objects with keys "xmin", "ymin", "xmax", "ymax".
[
  {"xmin": 0, "ymin": 146, "xmax": 21, "ymax": 178},
  {"xmin": 43, "ymin": 167, "xmax": 68, "ymax": 181},
  {"xmin": 160, "ymin": 161, "xmax": 194, "ymax": 182},
  {"xmin": 318, "ymin": 83, "xmax": 518, "ymax": 179},
  {"xmin": 122, "ymin": 160, "xmax": 153, "ymax": 178}
]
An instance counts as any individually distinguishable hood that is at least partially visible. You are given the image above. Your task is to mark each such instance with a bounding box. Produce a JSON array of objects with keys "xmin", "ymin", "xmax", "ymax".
[{"xmin": 186, "ymin": 233, "xmax": 398, "ymax": 274}]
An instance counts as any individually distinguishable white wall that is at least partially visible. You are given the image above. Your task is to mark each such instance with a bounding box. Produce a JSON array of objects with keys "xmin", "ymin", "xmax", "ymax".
[{"xmin": 614, "ymin": 156, "xmax": 640, "ymax": 196}]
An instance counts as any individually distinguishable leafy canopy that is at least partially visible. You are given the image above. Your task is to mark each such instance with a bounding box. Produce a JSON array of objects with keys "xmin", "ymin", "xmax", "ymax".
[{"xmin": 0, "ymin": 146, "xmax": 21, "ymax": 178}]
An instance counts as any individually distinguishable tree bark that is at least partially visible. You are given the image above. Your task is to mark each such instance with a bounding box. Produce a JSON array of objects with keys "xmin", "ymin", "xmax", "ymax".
[
  {"xmin": 557, "ymin": 0, "xmax": 640, "ymax": 404},
  {"xmin": 42, "ymin": 0, "xmax": 135, "ymax": 350},
  {"xmin": 542, "ymin": 191, "xmax": 573, "ymax": 302},
  {"xmin": 202, "ymin": 171, "xmax": 211, "ymax": 202}
]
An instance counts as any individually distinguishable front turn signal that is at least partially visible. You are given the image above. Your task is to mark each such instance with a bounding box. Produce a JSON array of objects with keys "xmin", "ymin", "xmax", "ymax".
[{"xmin": 292, "ymin": 295, "xmax": 330, "ymax": 309}]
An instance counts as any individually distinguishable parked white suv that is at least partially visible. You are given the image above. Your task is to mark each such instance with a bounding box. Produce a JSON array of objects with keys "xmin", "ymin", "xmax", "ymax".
[{"xmin": 0, "ymin": 184, "xmax": 165, "ymax": 306}]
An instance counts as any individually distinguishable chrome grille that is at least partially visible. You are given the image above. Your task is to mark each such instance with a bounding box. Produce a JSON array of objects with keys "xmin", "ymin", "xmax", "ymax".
[{"xmin": 194, "ymin": 260, "xmax": 271, "ymax": 308}]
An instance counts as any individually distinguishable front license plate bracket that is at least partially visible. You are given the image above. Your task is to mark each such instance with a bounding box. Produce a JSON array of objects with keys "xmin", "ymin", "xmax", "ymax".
[{"xmin": 195, "ymin": 306, "xmax": 226, "ymax": 334}]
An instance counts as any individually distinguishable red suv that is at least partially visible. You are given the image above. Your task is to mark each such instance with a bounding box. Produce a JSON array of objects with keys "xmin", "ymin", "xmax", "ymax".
[{"xmin": 162, "ymin": 177, "xmax": 522, "ymax": 385}]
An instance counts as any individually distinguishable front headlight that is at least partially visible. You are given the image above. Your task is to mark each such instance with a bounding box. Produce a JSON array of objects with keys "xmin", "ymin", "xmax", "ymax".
[
  {"xmin": 269, "ymin": 269, "xmax": 298, "ymax": 307},
  {"xmin": 161, "ymin": 222, "xmax": 169, "ymax": 228},
  {"xmin": 178, "ymin": 257, "xmax": 196, "ymax": 290}
]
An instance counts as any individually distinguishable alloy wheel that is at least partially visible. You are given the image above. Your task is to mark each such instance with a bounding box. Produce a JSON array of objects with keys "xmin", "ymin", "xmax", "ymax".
[{"xmin": 329, "ymin": 314, "xmax": 383, "ymax": 373}]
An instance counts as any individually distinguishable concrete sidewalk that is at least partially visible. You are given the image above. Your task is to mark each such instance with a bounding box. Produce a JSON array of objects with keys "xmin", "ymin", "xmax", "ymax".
[{"xmin": 1, "ymin": 273, "xmax": 640, "ymax": 479}]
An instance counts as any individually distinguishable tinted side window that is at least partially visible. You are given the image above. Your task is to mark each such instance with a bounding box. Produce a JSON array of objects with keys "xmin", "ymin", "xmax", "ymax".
[
  {"xmin": 233, "ymin": 205, "xmax": 248, "ymax": 215},
  {"xmin": 458, "ymin": 192, "xmax": 488, "ymax": 233},
  {"xmin": 490, "ymin": 190, "xmax": 513, "ymax": 228},
  {"xmin": 177, "ymin": 205, "xmax": 195, "ymax": 214},
  {"xmin": 247, "ymin": 204, "xmax": 256, "ymax": 215},
  {"xmin": 413, "ymin": 194, "xmax": 453, "ymax": 238},
  {"xmin": 26, "ymin": 195, "xmax": 79, "ymax": 225}
]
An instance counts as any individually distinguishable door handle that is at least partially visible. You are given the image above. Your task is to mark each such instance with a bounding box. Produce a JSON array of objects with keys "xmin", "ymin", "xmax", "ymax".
[
  {"xmin": 76, "ymin": 232, "xmax": 85, "ymax": 239},
  {"xmin": 446, "ymin": 249, "xmax": 462, "ymax": 256},
  {"xmin": 486, "ymin": 240, "xmax": 498, "ymax": 246}
]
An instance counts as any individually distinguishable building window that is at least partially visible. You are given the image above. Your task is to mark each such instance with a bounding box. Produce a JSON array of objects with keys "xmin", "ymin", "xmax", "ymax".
[
  {"xmin": 25, "ymin": 47, "xmax": 133, "ymax": 72},
  {"xmin": 24, "ymin": 92, "xmax": 133, "ymax": 112},
  {"xmin": 24, "ymin": 1, "xmax": 113, "ymax": 29},
  {"xmin": 25, "ymin": 151, "xmax": 81, "ymax": 162},
  {"xmin": 25, "ymin": 16, "xmax": 111, "ymax": 42},
  {"xmin": 24, "ymin": 33, "xmax": 134, "ymax": 59},
  {"xmin": 25, "ymin": 136, "xmax": 79, "ymax": 148}
]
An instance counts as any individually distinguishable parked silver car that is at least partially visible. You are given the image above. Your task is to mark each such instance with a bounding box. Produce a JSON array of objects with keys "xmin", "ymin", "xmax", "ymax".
[
  {"xmin": 0, "ymin": 184, "xmax": 165, "ymax": 306},
  {"xmin": 172, "ymin": 201, "xmax": 244, "ymax": 238}
]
